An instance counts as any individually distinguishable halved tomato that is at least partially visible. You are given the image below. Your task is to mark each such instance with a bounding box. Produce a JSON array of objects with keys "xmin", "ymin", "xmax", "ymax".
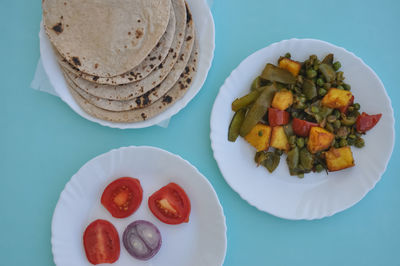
[
  {"xmin": 148, "ymin": 182, "xmax": 191, "ymax": 225},
  {"xmin": 83, "ymin": 219, "xmax": 120, "ymax": 265},
  {"xmin": 101, "ymin": 177, "xmax": 143, "ymax": 218}
]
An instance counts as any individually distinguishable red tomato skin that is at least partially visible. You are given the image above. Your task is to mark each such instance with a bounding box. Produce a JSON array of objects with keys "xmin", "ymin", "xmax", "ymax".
[
  {"xmin": 292, "ymin": 118, "xmax": 319, "ymax": 137},
  {"xmin": 356, "ymin": 112, "xmax": 382, "ymax": 133},
  {"xmin": 83, "ymin": 219, "xmax": 120, "ymax": 265},
  {"xmin": 148, "ymin": 182, "xmax": 191, "ymax": 225},
  {"xmin": 101, "ymin": 177, "xmax": 143, "ymax": 218},
  {"xmin": 268, "ymin": 108, "xmax": 290, "ymax": 127},
  {"xmin": 339, "ymin": 95, "xmax": 354, "ymax": 113}
]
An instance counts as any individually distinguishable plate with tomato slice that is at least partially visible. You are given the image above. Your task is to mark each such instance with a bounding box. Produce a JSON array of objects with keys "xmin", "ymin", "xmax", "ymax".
[
  {"xmin": 51, "ymin": 146, "xmax": 226, "ymax": 266},
  {"xmin": 210, "ymin": 38, "xmax": 395, "ymax": 220}
]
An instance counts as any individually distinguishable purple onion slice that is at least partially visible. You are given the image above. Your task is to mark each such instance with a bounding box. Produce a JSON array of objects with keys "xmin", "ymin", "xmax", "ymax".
[{"xmin": 123, "ymin": 220, "xmax": 162, "ymax": 260}]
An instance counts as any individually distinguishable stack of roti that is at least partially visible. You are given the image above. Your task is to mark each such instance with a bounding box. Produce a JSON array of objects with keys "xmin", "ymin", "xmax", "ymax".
[{"xmin": 42, "ymin": 0, "xmax": 198, "ymax": 123}]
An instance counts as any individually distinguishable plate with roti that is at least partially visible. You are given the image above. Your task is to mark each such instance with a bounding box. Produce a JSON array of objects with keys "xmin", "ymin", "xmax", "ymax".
[{"xmin": 40, "ymin": 0, "xmax": 214, "ymax": 129}]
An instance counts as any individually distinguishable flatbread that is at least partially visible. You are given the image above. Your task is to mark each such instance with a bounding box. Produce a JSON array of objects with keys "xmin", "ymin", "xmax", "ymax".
[
  {"xmin": 63, "ymin": 0, "xmax": 192, "ymax": 101},
  {"xmin": 71, "ymin": 31, "xmax": 196, "ymax": 111},
  {"xmin": 56, "ymin": 4, "xmax": 176, "ymax": 85},
  {"xmin": 43, "ymin": 0, "xmax": 171, "ymax": 77},
  {"xmin": 68, "ymin": 41, "xmax": 198, "ymax": 123}
]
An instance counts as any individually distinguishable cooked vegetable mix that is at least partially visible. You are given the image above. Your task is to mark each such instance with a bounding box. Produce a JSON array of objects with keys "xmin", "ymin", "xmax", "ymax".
[{"xmin": 228, "ymin": 53, "xmax": 382, "ymax": 177}]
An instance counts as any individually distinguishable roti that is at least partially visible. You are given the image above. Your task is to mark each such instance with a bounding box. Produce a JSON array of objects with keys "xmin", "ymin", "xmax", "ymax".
[
  {"xmin": 43, "ymin": 0, "xmax": 171, "ymax": 77},
  {"xmin": 56, "ymin": 4, "xmax": 176, "ymax": 85},
  {"xmin": 67, "ymin": 41, "xmax": 198, "ymax": 123},
  {"xmin": 63, "ymin": 0, "xmax": 192, "ymax": 101},
  {"xmin": 69, "ymin": 32, "xmax": 196, "ymax": 111}
]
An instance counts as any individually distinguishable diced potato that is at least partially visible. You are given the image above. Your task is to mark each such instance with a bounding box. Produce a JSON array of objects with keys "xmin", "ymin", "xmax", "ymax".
[
  {"xmin": 324, "ymin": 146, "xmax": 355, "ymax": 171},
  {"xmin": 279, "ymin": 58, "xmax": 301, "ymax": 77},
  {"xmin": 307, "ymin": 126, "xmax": 334, "ymax": 154},
  {"xmin": 271, "ymin": 90, "xmax": 293, "ymax": 111},
  {"xmin": 244, "ymin": 124, "xmax": 272, "ymax": 152},
  {"xmin": 270, "ymin": 126, "xmax": 289, "ymax": 152},
  {"xmin": 321, "ymin": 88, "xmax": 352, "ymax": 109}
]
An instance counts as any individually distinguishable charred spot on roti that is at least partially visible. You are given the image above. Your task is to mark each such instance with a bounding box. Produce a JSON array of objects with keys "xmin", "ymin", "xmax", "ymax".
[
  {"xmin": 156, "ymin": 42, "xmax": 160, "ymax": 48},
  {"xmin": 150, "ymin": 64, "xmax": 154, "ymax": 68},
  {"xmin": 93, "ymin": 76, "xmax": 99, "ymax": 81},
  {"xmin": 149, "ymin": 57, "xmax": 156, "ymax": 61},
  {"xmin": 179, "ymin": 54, "xmax": 184, "ymax": 61},
  {"xmin": 141, "ymin": 113, "xmax": 147, "ymax": 120},
  {"xmin": 52, "ymin": 22, "xmax": 63, "ymax": 34},
  {"xmin": 63, "ymin": 2, "xmax": 66, "ymax": 5},
  {"xmin": 184, "ymin": 66, "xmax": 190, "ymax": 74},
  {"xmin": 186, "ymin": 4, "xmax": 192, "ymax": 23},
  {"xmin": 162, "ymin": 95, "xmax": 172, "ymax": 104},
  {"xmin": 158, "ymin": 63, "xmax": 164, "ymax": 69},
  {"xmin": 137, "ymin": 19, "xmax": 141, "ymax": 23},
  {"xmin": 72, "ymin": 56, "xmax": 81, "ymax": 66},
  {"xmin": 135, "ymin": 98, "xmax": 141, "ymax": 106},
  {"xmin": 173, "ymin": 53, "xmax": 177, "ymax": 59},
  {"xmin": 186, "ymin": 36, "xmax": 192, "ymax": 41},
  {"xmin": 169, "ymin": 48, "xmax": 174, "ymax": 53},
  {"xmin": 186, "ymin": 78, "xmax": 191, "ymax": 84},
  {"xmin": 128, "ymin": 78, "xmax": 133, "ymax": 81},
  {"xmin": 158, "ymin": 55, "xmax": 162, "ymax": 60},
  {"xmin": 128, "ymin": 32, "xmax": 131, "ymax": 35},
  {"xmin": 135, "ymin": 29, "xmax": 143, "ymax": 39},
  {"xmin": 60, "ymin": 16, "xmax": 63, "ymax": 20}
]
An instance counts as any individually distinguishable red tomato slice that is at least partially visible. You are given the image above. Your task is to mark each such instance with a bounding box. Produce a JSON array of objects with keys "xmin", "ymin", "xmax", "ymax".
[
  {"xmin": 268, "ymin": 108, "xmax": 290, "ymax": 127},
  {"xmin": 292, "ymin": 118, "xmax": 319, "ymax": 137},
  {"xmin": 83, "ymin": 219, "xmax": 120, "ymax": 265},
  {"xmin": 356, "ymin": 112, "xmax": 382, "ymax": 133},
  {"xmin": 148, "ymin": 182, "xmax": 191, "ymax": 225},
  {"xmin": 101, "ymin": 177, "xmax": 143, "ymax": 218}
]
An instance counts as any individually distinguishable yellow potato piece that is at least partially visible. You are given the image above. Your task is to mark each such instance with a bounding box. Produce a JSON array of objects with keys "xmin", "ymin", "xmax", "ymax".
[
  {"xmin": 324, "ymin": 146, "xmax": 355, "ymax": 171},
  {"xmin": 244, "ymin": 123, "xmax": 272, "ymax": 151},
  {"xmin": 279, "ymin": 58, "xmax": 301, "ymax": 77},
  {"xmin": 270, "ymin": 126, "xmax": 289, "ymax": 152},
  {"xmin": 271, "ymin": 90, "xmax": 293, "ymax": 111},
  {"xmin": 307, "ymin": 126, "xmax": 334, "ymax": 154},
  {"xmin": 321, "ymin": 88, "xmax": 352, "ymax": 109}
]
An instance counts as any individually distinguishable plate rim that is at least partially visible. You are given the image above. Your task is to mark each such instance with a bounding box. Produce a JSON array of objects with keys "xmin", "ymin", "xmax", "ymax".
[
  {"xmin": 40, "ymin": 0, "xmax": 215, "ymax": 129},
  {"xmin": 51, "ymin": 145, "xmax": 227, "ymax": 265},
  {"xmin": 210, "ymin": 38, "xmax": 395, "ymax": 220}
]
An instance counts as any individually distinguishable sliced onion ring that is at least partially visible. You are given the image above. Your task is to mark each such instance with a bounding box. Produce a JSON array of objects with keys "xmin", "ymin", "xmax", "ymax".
[{"xmin": 123, "ymin": 220, "xmax": 162, "ymax": 260}]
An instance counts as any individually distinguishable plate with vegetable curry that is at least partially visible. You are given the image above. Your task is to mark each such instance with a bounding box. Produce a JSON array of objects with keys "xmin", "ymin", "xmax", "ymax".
[{"xmin": 210, "ymin": 39, "xmax": 394, "ymax": 220}]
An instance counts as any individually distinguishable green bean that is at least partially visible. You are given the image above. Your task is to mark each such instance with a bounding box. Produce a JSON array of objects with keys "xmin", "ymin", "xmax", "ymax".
[
  {"xmin": 336, "ymin": 71, "xmax": 344, "ymax": 81},
  {"xmin": 333, "ymin": 120, "xmax": 341, "ymax": 129},
  {"xmin": 239, "ymin": 84, "xmax": 277, "ymax": 137},
  {"xmin": 255, "ymin": 152, "xmax": 281, "ymax": 173},
  {"xmin": 283, "ymin": 122, "xmax": 294, "ymax": 137},
  {"xmin": 289, "ymin": 135, "xmax": 297, "ymax": 145},
  {"xmin": 311, "ymin": 106, "xmax": 319, "ymax": 113},
  {"xmin": 342, "ymin": 83, "xmax": 351, "ymax": 91},
  {"xmin": 287, "ymin": 147, "xmax": 299, "ymax": 170},
  {"xmin": 300, "ymin": 148, "xmax": 314, "ymax": 171},
  {"xmin": 261, "ymin": 63, "xmax": 296, "ymax": 84},
  {"xmin": 337, "ymin": 85, "xmax": 345, "ymax": 90},
  {"xmin": 322, "ymin": 54, "xmax": 334, "ymax": 65},
  {"xmin": 251, "ymin": 76, "xmax": 262, "ymax": 91},
  {"xmin": 315, "ymin": 164, "xmax": 324, "ymax": 172},
  {"xmin": 228, "ymin": 109, "xmax": 246, "ymax": 142},
  {"xmin": 231, "ymin": 90, "xmax": 261, "ymax": 112},
  {"xmin": 319, "ymin": 63, "xmax": 336, "ymax": 83},
  {"xmin": 327, "ymin": 115, "xmax": 337, "ymax": 123},
  {"xmin": 334, "ymin": 109, "xmax": 341, "ymax": 118},
  {"xmin": 302, "ymin": 79, "xmax": 317, "ymax": 100},
  {"xmin": 325, "ymin": 123, "xmax": 334, "ymax": 133},
  {"xmin": 333, "ymin": 61, "xmax": 341, "ymax": 71}
]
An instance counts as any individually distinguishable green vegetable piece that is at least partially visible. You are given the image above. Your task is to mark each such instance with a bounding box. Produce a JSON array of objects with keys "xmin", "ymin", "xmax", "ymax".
[
  {"xmin": 319, "ymin": 63, "xmax": 336, "ymax": 83},
  {"xmin": 251, "ymin": 76, "xmax": 262, "ymax": 91},
  {"xmin": 333, "ymin": 120, "xmax": 341, "ymax": 129},
  {"xmin": 327, "ymin": 115, "xmax": 337, "ymax": 123},
  {"xmin": 231, "ymin": 89, "xmax": 261, "ymax": 112},
  {"xmin": 284, "ymin": 52, "xmax": 291, "ymax": 59},
  {"xmin": 333, "ymin": 61, "xmax": 341, "ymax": 71},
  {"xmin": 306, "ymin": 69, "xmax": 317, "ymax": 79},
  {"xmin": 283, "ymin": 122, "xmax": 294, "ymax": 137},
  {"xmin": 239, "ymin": 84, "xmax": 277, "ymax": 137},
  {"xmin": 296, "ymin": 137, "xmax": 305, "ymax": 148},
  {"xmin": 302, "ymin": 79, "xmax": 317, "ymax": 100},
  {"xmin": 311, "ymin": 106, "xmax": 319, "ymax": 114},
  {"xmin": 342, "ymin": 83, "xmax": 351, "ymax": 91},
  {"xmin": 316, "ymin": 78, "xmax": 324, "ymax": 87},
  {"xmin": 355, "ymin": 137, "xmax": 365, "ymax": 148},
  {"xmin": 287, "ymin": 147, "xmax": 299, "ymax": 170},
  {"xmin": 339, "ymin": 138, "xmax": 348, "ymax": 147},
  {"xmin": 315, "ymin": 164, "xmax": 324, "ymax": 172},
  {"xmin": 254, "ymin": 152, "xmax": 281, "ymax": 173},
  {"xmin": 300, "ymin": 148, "xmax": 314, "ymax": 171},
  {"xmin": 260, "ymin": 64, "xmax": 296, "ymax": 84},
  {"xmin": 228, "ymin": 109, "xmax": 246, "ymax": 142},
  {"xmin": 318, "ymin": 88, "xmax": 327, "ymax": 96},
  {"xmin": 341, "ymin": 114, "xmax": 357, "ymax": 126},
  {"xmin": 353, "ymin": 103, "xmax": 360, "ymax": 110},
  {"xmin": 322, "ymin": 54, "xmax": 334, "ymax": 65}
]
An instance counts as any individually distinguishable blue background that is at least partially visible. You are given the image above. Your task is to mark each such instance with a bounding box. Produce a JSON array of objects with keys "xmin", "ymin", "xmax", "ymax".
[{"xmin": 1, "ymin": 0, "xmax": 399, "ymax": 265}]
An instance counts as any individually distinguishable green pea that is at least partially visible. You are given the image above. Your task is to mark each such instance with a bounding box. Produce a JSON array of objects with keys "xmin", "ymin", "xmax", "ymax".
[
  {"xmin": 316, "ymin": 78, "xmax": 324, "ymax": 87},
  {"xmin": 348, "ymin": 134, "xmax": 356, "ymax": 140},
  {"xmin": 318, "ymin": 88, "xmax": 327, "ymax": 96},
  {"xmin": 298, "ymin": 95, "xmax": 307, "ymax": 103},
  {"xmin": 333, "ymin": 61, "xmax": 341, "ymax": 71},
  {"xmin": 311, "ymin": 106, "xmax": 319, "ymax": 113},
  {"xmin": 336, "ymin": 71, "xmax": 344, "ymax": 81},
  {"xmin": 343, "ymin": 83, "xmax": 351, "ymax": 91},
  {"xmin": 339, "ymin": 139, "xmax": 348, "ymax": 147},
  {"xmin": 306, "ymin": 69, "xmax": 317, "ymax": 79},
  {"xmin": 327, "ymin": 115, "xmax": 337, "ymax": 123},
  {"xmin": 333, "ymin": 120, "xmax": 341, "ymax": 129},
  {"xmin": 315, "ymin": 164, "xmax": 324, "ymax": 173},
  {"xmin": 297, "ymin": 173, "xmax": 304, "ymax": 179},
  {"xmin": 294, "ymin": 101, "xmax": 306, "ymax": 109},
  {"xmin": 334, "ymin": 142, "xmax": 340, "ymax": 148},
  {"xmin": 304, "ymin": 138, "xmax": 309, "ymax": 145},
  {"xmin": 355, "ymin": 137, "xmax": 365, "ymax": 148},
  {"xmin": 347, "ymin": 106, "xmax": 355, "ymax": 112},
  {"xmin": 334, "ymin": 109, "xmax": 341, "ymax": 118},
  {"xmin": 291, "ymin": 111, "xmax": 299, "ymax": 118},
  {"xmin": 353, "ymin": 103, "xmax": 360, "ymax": 110},
  {"xmin": 323, "ymin": 83, "xmax": 331, "ymax": 90},
  {"xmin": 337, "ymin": 85, "xmax": 345, "ymax": 90},
  {"xmin": 289, "ymin": 135, "xmax": 297, "ymax": 145},
  {"xmin": 296, "ymin": 137, "xmax": 305, "ymax": 148},
  {"xmin": 285, "ymin": 52, "xmax": 291, "ymax": 59},
  {"xmin": 326, "ymin": 123, "xmax": 334, "ymax": 133},
  {"xmin": 347, "ymin": 137, "xmax": 355, "ymax": 145}
]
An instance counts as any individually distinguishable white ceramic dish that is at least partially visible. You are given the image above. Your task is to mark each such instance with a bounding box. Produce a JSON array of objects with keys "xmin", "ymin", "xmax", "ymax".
[
  {"xmin": 210, "ymin": 38, "xmax": 395, "ymax": 220},
  {"xmin": 40, "ymin": 0, "xmax": 215, "ymax": 129},
  {"xmin": 51, "ymin": 146, "xmax": 226, "ymax": 265}
]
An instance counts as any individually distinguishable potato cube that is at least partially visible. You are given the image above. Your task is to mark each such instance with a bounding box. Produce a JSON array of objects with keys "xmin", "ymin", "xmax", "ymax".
[
  {"xmin": 270, "ymin": 126, "xmax": 289, "ymax": 152},
  {"xmin": 321, "ymin": 88, "xmax": 352, "ymax": 109},
  {"xmin": 324, "ymin": 146, "xmax": 355, "ymax": 171},
  {"xmin": 244, "ymin": 123, "xmax": 272, "ymax": 151},
  {"xmin": 307, "ymin": 126, "xmax": 334, "ymax": 154},
  {"xmin": 279, "ymin": 58, "xmax": 301, "ymax": 77},
  {"xmin": 271, "ymin": 90, "xmax": 293, "ymax": 111}
]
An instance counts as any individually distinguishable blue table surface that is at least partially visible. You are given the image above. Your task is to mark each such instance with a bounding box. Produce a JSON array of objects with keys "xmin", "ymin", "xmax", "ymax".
[{"xmin": 1, "ymin": 0, "xmax": 400, "ymax": 265}]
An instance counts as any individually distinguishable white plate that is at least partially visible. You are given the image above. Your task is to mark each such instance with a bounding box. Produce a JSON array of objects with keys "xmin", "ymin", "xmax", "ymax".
[
  {"xmin": 40, "ymin": 0, "xmax": 215, "ymax": 129},
  {"xmin": 210, "ymin": 38, "xmax": 395, "ymax": 220},
  {"xmin": 51, "ymin": 146, "xmax": 226, "ymax": 265}
]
